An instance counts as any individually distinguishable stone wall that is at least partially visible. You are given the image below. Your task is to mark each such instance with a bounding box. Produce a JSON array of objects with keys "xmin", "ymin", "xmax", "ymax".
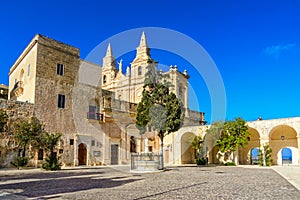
[
  {"xmin": 0, "ymin": 99, "xmax": 34, "ymax": 119},
  {"xmin": 0, "ymin": 99, "xmax": 34, "ymax": 167}
]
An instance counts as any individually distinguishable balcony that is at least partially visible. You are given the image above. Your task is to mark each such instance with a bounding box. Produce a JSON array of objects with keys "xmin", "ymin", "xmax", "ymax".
[
  {"xmin": 10, "ymin": 81, "xmax": 24, "ymax": 100},
  {"xmin": 87, "ymin": 112, "xmax": 104, "ymax": 121}
]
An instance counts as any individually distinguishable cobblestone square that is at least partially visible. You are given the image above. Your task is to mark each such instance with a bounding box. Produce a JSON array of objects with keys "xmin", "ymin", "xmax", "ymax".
[{"xmin": 1, "ymin": 166, "xmax": 300, "ymax": 199}]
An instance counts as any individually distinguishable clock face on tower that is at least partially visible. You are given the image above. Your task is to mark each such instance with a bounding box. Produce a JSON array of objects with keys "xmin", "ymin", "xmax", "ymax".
[{"xmin": 137, "ymin": 91, "xmax": 142, "ymax": 97}]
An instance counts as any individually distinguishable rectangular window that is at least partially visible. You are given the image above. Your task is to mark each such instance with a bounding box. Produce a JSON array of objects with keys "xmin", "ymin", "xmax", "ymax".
[
  {"xmin": 56, "ymin": 63, "xmax": 64, "ymax": 76},
  {"xmin": 27, "ymin": 64, "xmax": 30, "ymax": 76},
  {"xmin": 58, "ymin": 94, "xmax": 65, "ymax": 108},
  {"xmin": 70, "ymin": 139, "xmax": 74, "ymax": 145},
  {"xmin": 91, "ymin": 140, "xmax": 95, "ymax": 146},
  {"xmin": 38, "ymin": 149, "xmax": 44, "ymax": 160}
]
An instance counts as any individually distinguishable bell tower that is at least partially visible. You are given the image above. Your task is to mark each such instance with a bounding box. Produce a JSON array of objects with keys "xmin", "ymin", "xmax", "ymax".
[
  {"xmin": 130, "ymin": 32, "xmax": 157, "ymax": 103},
  {"xmin": 102, "ymin": 43, "xmax": 118, "ymax": 88}
]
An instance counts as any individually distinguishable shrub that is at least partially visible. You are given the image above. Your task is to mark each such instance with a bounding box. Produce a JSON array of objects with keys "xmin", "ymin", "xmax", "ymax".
[
  {"xmin": 42, "ymin": 153, "xmax": 61, "ymax": 170},
  {"xmin": 11, "ymin": 156, "xmax": 30, "ymax": 169},
  {"xmin": 195, "ymin": 157, "xmax": 207, "ymax": 165},
  {"xmin": 42, "ymin": 132, "xmax": 62, "ymax": 171},
  {"xmin": 225, "ymin": 162, "xmax": 236, "ymax": 166}
]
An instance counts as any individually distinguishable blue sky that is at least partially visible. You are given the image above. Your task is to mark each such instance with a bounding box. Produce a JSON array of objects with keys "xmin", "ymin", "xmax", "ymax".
[{"xmin": 1, "ymin": 0, "xmax": 300, "ymax": 123}]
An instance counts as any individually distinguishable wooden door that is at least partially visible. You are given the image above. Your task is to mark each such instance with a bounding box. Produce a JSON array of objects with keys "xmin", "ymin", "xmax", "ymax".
[{"xmin": 78, "ymin": 143, "xmax": 87, "ymax": 165}]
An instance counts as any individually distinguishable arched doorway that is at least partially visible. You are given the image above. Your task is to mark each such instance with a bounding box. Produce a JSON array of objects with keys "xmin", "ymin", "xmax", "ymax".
[
  {"xmin": 250, "ymin": 148, "xmax": 259, "ymax": 165},
  {"xmin": 239, "ymin": 127, "xmax": 260, "ymax": 165},
  {"xmin": 282, "ymin": 148, "xmax": 292, "ymax": 164},
  {"xmin": 269, "ymin": 125, "xmax": 298, "ymax": 165},
  {"xmin": 209, "ymin": 146, "xmax": 220, "ymax": 164},
  {"xmin": 78, "ymin": 143, "xmax": 87, "ymax": 165},
  {"xmin": 181, "ymin": 132, "xmax": 196, "ymax": 164}
]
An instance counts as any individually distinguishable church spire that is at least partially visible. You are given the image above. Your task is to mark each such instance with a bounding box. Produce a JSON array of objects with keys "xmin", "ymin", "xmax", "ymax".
[
  {"xmin": 102, "ymin": 43, "xmax": 116, "ymax": 69},
  {"xmin": 133, "ymin": 32, "xmax": 151, "ymax": 62},
  {"xmin": 139, "ymin": 32, "xmax": 148, "ymax": 48},
  {"xmin": 106, "ymin": 43, "xmax": 113, "ymax": 57}
]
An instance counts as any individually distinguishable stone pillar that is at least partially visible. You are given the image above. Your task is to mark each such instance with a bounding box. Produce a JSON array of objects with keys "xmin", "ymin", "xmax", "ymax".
[
  {"xmin": 140, "ymin": 137, "xmax": 145, "ymax": 153},
  {"xmin": 74, "ymin": 136, "xmax": 79, "ymax": 166},
  {"xmin": 136, "ymin": 138, "xmax": 141, "ymax": 153},
  {"xmin": 144, "ymin": 138, "xmax": 149, "ymax": 153},
  {"xmin": 297, "ymin": 136, "xmax": 300, "ymax": 166},
  {"xmin": 87, "ymin": 145, "xmax": 90, "ymax": 166},
  {"xmin": 260, "ymin": 139, "xmax": 269, "ymax": 166},
  {"xmin": 234, "ymin": 150, "xmax": 239, "ymax": 165}
]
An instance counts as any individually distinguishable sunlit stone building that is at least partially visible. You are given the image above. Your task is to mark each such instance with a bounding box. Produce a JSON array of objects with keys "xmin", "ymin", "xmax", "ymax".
[{"xmin": 2, "ymin": 33, "xmax": 299, "ymax": 167}]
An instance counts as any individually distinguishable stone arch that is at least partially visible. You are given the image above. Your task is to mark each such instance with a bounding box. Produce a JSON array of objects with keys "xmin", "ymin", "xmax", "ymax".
[
  {"xmin": 238, "ymin": 127, "xmax": 260, "ymax": 164},
  {"xmin": 181, "ymin": 132, "xmax": 196, "ymax": 164},
  {"xmin": 269, "ymin": 125, "xmax": 298, "ymax": 165},
  {"xmin": 173, "ymin": 126, "xmax": 204, "ymax": 165},
  {"xmin": 277, "ymin": 147, "xmax": 298, "ymax": 165}
]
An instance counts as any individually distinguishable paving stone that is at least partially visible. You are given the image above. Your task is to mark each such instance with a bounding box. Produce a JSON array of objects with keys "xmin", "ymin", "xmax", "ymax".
[{"xmin": 0, "ymin": 166, "xmax": 299, "ymax": 199}]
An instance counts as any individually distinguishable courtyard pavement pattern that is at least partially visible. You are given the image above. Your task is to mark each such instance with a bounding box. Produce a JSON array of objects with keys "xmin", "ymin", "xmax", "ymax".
[{"xmin": 0, "ymin": 165, "xmax": 300, "ymax": 199}]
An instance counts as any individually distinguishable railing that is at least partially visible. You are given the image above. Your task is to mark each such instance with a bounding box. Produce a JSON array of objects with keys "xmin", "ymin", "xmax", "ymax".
[
  {"xmin": 282, "ymin": 159, "xmax": 292, "ymax": 165},
  {"xmin": 10, "ymin": 81, "xmax": 24, "ymax": 98},
  {"xmin": 87, "ymin": 112, "xmax": 104, "ymax": 121},
  {"xmin": 251, "ymin": 157, "xmax": 259, "ymax": 165},
  {"xmin": 131, "ymin": 153, "xmax": 162, "ymax": 171}
]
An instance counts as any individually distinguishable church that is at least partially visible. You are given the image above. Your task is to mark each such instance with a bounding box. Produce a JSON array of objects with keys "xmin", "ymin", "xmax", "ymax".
[{"xmin": 1, "ymin": 32, "xmax": 300, "ymax": 167}]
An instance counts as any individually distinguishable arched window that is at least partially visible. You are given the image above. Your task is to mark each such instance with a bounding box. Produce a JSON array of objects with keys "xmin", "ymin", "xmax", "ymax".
[
  {"xmin": 138, "ymin": 66, "xmax": 142, "ymax": 76},
  {"xmin": 103, "ymin": 75, "xmax": 107, "ymax": 84}
]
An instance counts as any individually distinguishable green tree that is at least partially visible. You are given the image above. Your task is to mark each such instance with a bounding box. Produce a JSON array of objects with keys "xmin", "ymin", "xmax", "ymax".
[
  {"xmin": 11, "ymin": 117, "xmax": 46, "ymax": 168},
  {"xmin": 215, "ymin": 117, "xmax": 250, "ymax": 164},
  {"xmin": 258, "ymin": 144, "xmax": 272, "ymax": 166},
  {"xmin": 190, "ymin": 135, "xmax": 206, "ymax": 165},
  {"xmin": 136, "ymin": 68, "xmax": 184, "ymax": 169},
  {"xmin": 42, "ymin": 132, "xmax": 62, "ymax": 170}
]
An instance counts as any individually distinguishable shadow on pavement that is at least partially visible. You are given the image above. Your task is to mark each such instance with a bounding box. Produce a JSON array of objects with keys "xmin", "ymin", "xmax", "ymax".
[{"xmin": 0, "ymin": 170, "xmax": 142, "ymax": 198}]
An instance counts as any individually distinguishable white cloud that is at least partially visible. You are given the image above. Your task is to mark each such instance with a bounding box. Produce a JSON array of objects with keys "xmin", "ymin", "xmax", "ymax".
[{"xmin": 263, "ymin": 43, "xmax": 297, "ymax": 57}]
